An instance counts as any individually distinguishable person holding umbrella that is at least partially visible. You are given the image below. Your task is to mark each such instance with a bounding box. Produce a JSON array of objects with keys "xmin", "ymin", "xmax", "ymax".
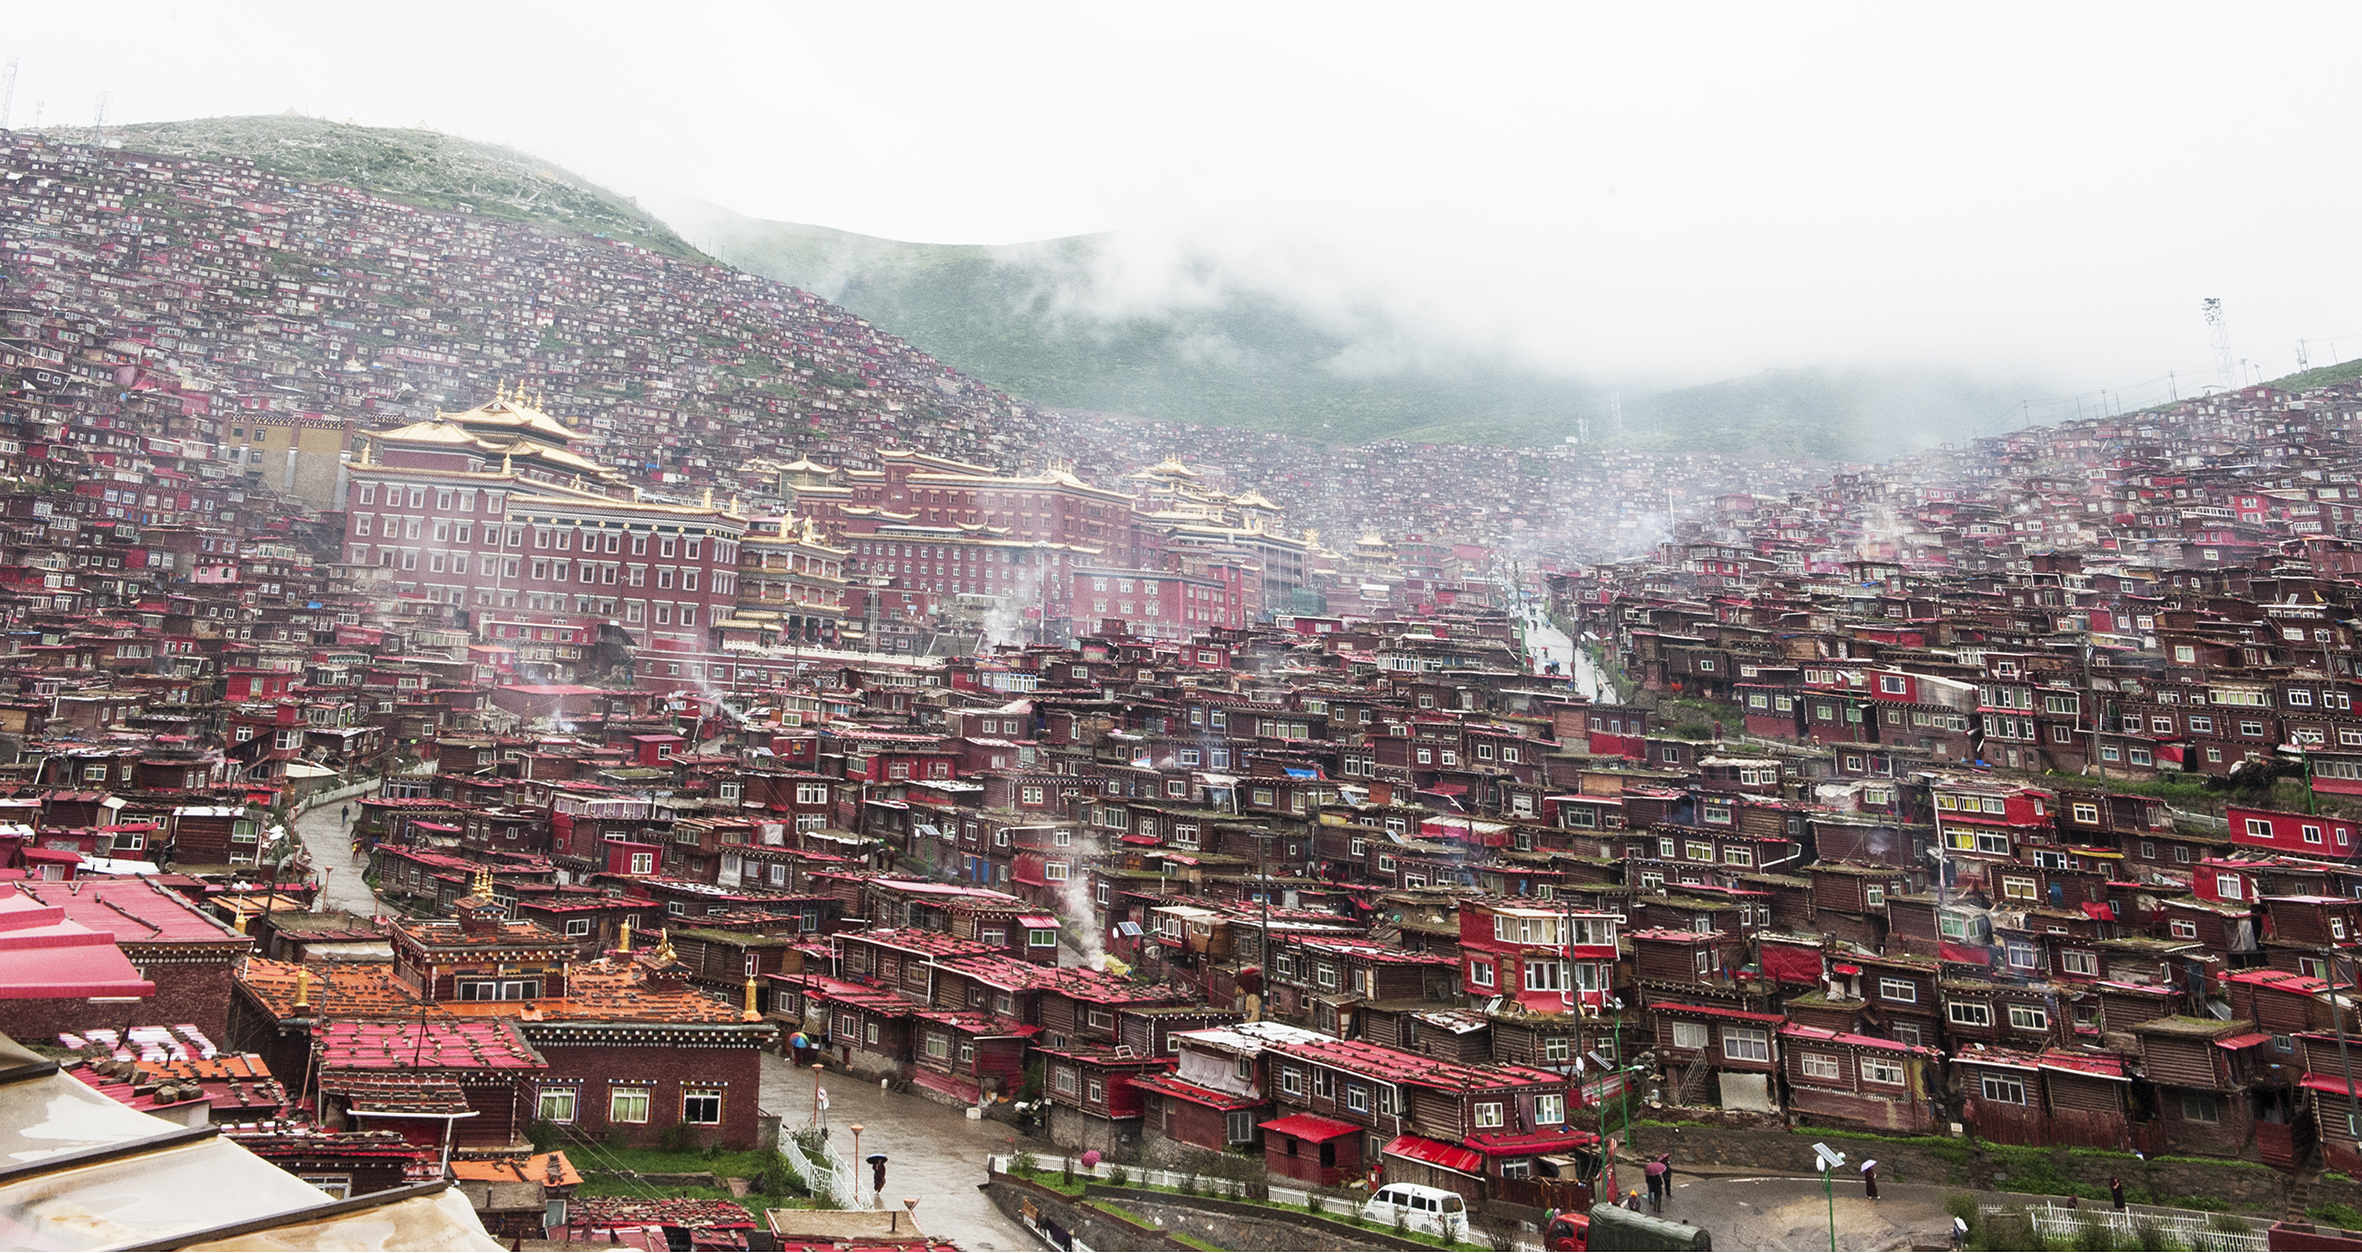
[
  {"xmin": 868, "ymin": 1152, "xmax": 889, "ymax": 1207},
  {"xmin": 1644, "ymin": 1154, "xmax": 1671, "ymax": 1211},
  {"xmin": 1860, "ymin": 1159, "xmax": 1879, "ymax": 1202}
]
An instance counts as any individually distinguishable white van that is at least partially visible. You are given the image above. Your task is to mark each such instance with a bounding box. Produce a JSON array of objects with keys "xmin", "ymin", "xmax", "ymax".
[{"xmin": 1360, "ymin": 1183, "xmax": 1472, "ymax": 1241}]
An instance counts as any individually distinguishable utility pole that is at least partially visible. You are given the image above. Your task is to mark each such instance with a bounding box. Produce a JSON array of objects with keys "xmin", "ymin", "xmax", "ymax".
[
  {"xmin": 2205, "ymin": 299, "xmax": 2237, "ymax": 393},
  {"xmin": 2325, "ymin": 948, "xmax": 2361, "ymax": 1161},
  {"xmin": 0, "ymin": 61, "xmax": 17, "ymax": 131}
]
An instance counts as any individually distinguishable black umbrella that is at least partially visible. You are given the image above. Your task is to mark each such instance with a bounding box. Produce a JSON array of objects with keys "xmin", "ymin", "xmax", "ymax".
[{"xmin": 867, "ymin": 1153, "xmax": 888, "ymax": 1164}]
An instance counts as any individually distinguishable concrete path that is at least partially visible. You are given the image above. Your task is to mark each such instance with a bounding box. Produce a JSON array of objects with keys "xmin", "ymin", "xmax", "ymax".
[
  {"xmin": 291, "ymin": 798, "xmax": 383, "ymax": 916},
  {"xmin": 759, "ymin": 1052, "xmax": 1046, "ymax": 1251},
  {"xmin": 1658, "ymin": 1174, "xmax": 1953, "ymax": 1251}
]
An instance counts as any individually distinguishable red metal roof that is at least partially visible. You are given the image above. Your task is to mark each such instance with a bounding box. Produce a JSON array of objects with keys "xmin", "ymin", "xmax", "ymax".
[
  {"xmin": 1259, "ymin": 1112, "xmax": 1362, "ymax": 1141},
  {"xmin": 2302, "ymin": 1073, "xmax": 2362, "ymax": 1098},
  {"xmin": 1131, "ymin": 1073, "xmax": 1260, "ymax": 1112},
  {"xmin": 317, "ymin": 1020, "xmax": 544, "ymax": 1071},
  {"xmin": 1463, "ymin": 1127, "xmax": 1601, "ymax": 1154},
  {"xmin": 1651, "ymin": 1000, "xmax": 1787, "ymax": 1024},
  {"xmin": 1382, "ymin": 1133, "xmax": 1483, "ymax": 1175},
  {"xmin": 2215, "ymin": 1031, "xmax": 2274, "ymax": 1050},
  {"xmin": 1779, "ymin": 1023, "xmax": 1939, "ymax": 1057}
]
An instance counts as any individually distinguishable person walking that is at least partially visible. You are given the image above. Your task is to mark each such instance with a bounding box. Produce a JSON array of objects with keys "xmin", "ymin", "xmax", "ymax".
[
  {"xmin": 340, "ymin": 805, "xmax": 351, "ymax": 826},
  {"xmin": 869, "ymin": 1153, "xmax": 888, "ymax": 1207},
  {"xmin": 2109, "ymin": 1176, "xmax": 2125, "ymax": 1211},
  {"xmin": 1644, "ymin": 1154, "xmax": 1670, "ymax": 1211},
  {"xmin": 1861, "ymin": 1159, "xmax": 1879, "ymax": 1202}
]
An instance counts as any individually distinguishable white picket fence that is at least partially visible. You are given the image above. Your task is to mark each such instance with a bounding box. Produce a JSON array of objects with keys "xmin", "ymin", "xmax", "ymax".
[
  {"xmin": 1995, "ymin": 1203, "xmax": 2266, "ymax": 1252},
  {"xmin": 798, "ymin": 1132, "xmax": 858, "ymax": 1208}
]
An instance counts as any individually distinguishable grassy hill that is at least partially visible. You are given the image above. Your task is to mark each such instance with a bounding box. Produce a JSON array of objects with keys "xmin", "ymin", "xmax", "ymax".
[
  {"xmin": 2265, "ymin": 358, "xmax": 2362, "ymax": 393},
  {"xmin": 39, "ymin": 115, "xmax": 702, "ymax": 258},
  {"xmin": 36, "ymin": 117, "xmax": 2029, "ymax": 460},
  {"xmin": 662, "ymin": 200, "xmax": 2027, "ymax": 459},
  {"xmin": 656, "ymin": 202, "xmax": 1607, "ymax": 448}
]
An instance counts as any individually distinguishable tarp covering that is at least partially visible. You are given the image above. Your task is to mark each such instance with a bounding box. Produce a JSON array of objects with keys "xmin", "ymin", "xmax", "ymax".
[{"xmin": 1757, "ymin": 939, "xmax": 1826, "ymax": 985}]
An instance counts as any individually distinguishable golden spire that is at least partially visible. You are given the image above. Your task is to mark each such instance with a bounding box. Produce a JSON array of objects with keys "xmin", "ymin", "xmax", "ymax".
[
  {"xmin": 535, "ymin": 390, "xmax": 544, "ymax": 409},
  {"xmin": 702, "ymin": 487, "xmax": 714, "ymax": 509},
  {"xmin": 653, "ymin": 928, "xmax": 678, "ymax": 966},
  {"xmin": 501, "ymin": 453, "xmax": 513, "ymax": 476},
  {"xmin": 472, "ymin": 864, "xmax": 494, "ymax": 899},
  {"xmin": 617, "ymin": 916, "xmax": 631, "ymax": 955},
  {"xmin": 743, "ymin": 973, "xmax": 761, "ymax": 1021},
  {"xmin": 294, "ymin": 965, "xmax": 312, "ymax": 1011}
]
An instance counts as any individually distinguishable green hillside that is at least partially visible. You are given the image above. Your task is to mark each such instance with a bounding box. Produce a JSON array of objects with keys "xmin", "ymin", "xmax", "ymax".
[
  {"xmin": 35, "ymin": 116, "xmax": 2030, "ymax": 460},
  {"xmin": 663, "ymin": 200, "xmax": 2027, "ymax": 459},
  {"xmin": 2265, "ymin": 358, "xmax": 2362, "ymax": 393},
  {"xmin": 40, "ymin": 115, "xmax": 702, "ymax": 258}
]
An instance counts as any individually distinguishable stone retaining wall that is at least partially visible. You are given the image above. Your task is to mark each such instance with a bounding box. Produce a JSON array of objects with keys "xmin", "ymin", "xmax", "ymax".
[{"xmin": 1622, "ymin": 1117, "xmax": 2323, "ymax": 1213}]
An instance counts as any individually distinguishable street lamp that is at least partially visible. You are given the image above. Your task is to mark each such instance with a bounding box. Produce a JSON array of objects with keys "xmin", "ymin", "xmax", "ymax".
[
  {"xmin": 849, "ymin": 1123, "xmax": 864, "ymax": 1202},
  {"xmin": 1813, "ymin": 1142, "xmax": 1846, "ymax": 1252},
  {"xmin": 810, "ymin": 1061, "xmax": 827, "ymax": 1129}
]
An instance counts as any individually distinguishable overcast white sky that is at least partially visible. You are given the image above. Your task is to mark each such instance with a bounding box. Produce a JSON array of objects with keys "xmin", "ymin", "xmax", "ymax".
[{"xmin": 11, "ymin": 2, "xmax": 2362, "ymax": 401}]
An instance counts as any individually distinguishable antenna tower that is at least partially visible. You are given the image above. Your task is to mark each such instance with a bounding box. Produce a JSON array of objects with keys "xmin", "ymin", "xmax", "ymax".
[
  {"xmin": 91, "ymin": 91, "xmax": 109, "ymax": 131},
  {"xmin": 2202, "ymin": 298, "xmax": 2236, "ymax": 392},
  {"xmin": 0, "ymin": 61, "xmax": 17, "ymax": 131},
  {"xmin": 1610, "ymin": 391, "xmax": 1624, "ymax": 442}
]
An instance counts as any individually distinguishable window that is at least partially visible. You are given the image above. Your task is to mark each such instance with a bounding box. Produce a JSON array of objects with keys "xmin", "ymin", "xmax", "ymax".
[
  {"xmin": 539, "ymin": 1087, "xmax": 578, "ymax": 1124},
  {"xmin": 2216, "ymin": 874, "xmax": 2245, "ymax": 901},
  {"xmin": 1865, "ymin": 886, "xmax": 1885, "ymax": 909},
  {"xmin": 1863, "ymin": 1059, "xmax": 1905, "ymax": 1087},
  {"xmin": 2170, "ymin": 918, "xmax": 2200, "ymax": 939},
  {"xmin": 2181, "ymin": 1092, "xmax": 2220, "ymax": 1123},
  {"xmin": 1280, "ymin": 1066, "xmax": 1304, "ymax": 1096},
  {"xmin": 1949, "ymin": 1002, "xmax": 1993, "ymax": 1026},
  {"xmin": 609, "ymin": 1088, "xmax": 651, "ymax": 1124},
  {"xmin": 1878, "ymin": 977, "xmax": 1917, "ymax": 1004},
  {"xmin": 1800, "ymin": 1052, "xmax": 1842, "ymax": 1081},
  {"xmin": 2007, "ymin": 1005, "xmax": 2049, "ymax": 1032},
  {"xmin": 2063, "ymin": 950, "xmax": 2098, "ymax": 976},
  {"xmin": 565, "ymin": 918, "xmax": 592, "ymax": 938},
  {"xmin": 1469, "ymin": 959, "xmax": 1495, "ymax": 988},
  {"xmin": 1671, "ymin": 1021, "xmax": 1710, "ymax": 1050},
  {"xmin": 682, "ymin": 1091, "xmax": 722, "ymax": 1124},
  {"xmin": 1473, "ymin": 1102, "xmax": 1505, "ymax": 1128},
  {"xmin": 1535, "ymin": 1093, "xmax": 1565, "ymax": 1124},
  {"xmin": 1721, "ymin": 1026, "xmax": 1771, "ymax": 1063},
  {"xmin": 1980, "ymin": 1075, "xmax": 2027, "ymax": 1105},
  {"xmin": 1346, "ymin": 1083, "xmax": 1370, "ymax": 1113}
]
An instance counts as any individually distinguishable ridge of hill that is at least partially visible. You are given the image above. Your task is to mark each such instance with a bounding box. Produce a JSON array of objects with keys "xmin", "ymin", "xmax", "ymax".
[
  {"xmin": 38, "ymin": 115, "xmax": 701, "ymax": 258},
  {"xmin": 659, "ymin": 199, "xmax": 2031, "ymax": 459},
  {"xmin": 2, "ymin": 123, "xmax": 1816, "ymax": 559}
]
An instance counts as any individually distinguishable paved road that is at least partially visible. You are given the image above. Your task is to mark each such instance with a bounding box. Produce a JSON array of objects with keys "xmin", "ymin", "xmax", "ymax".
[
  {"xmin": 1659, "ymin": 1173, "xmax": 1954, "ymax": 1251},
  {"xmin": 1519, "ymin": 605, "xmax": 1612, "ymax": 702},
  {"xmin": 292, "ymin": 798, "xmax": 383, "ymax": 916},
  {"xmin": 759, "ymin": 1052, "xmax": 1045, "ymax": 1251}
]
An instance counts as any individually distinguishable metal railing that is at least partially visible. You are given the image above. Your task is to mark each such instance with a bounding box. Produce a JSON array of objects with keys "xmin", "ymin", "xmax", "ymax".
[
  {"xmin": 795, "ymin": 1129, "xmax": 856, "ymax": 1208},
  {"xmin": 1995, "ymin": 1203, "xmax": 2265, "ymax": 1251}
]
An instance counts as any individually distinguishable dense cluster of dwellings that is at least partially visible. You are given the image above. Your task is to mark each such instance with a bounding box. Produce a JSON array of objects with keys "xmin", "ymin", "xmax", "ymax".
[
  {"xmin": 0, "ymin": 127, "xmax": 1796, "ymax": 568},
  {"xmin": 23, "ymin": 120, "xmax": 2362, "ymax": 1229}
]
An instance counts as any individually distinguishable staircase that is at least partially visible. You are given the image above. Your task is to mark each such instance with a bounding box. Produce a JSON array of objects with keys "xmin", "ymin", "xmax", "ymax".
[
  {"xmin": 1676, "ymin": 1055, "xmax": 1714, "ymax": 1106},
  {"xmin": 2287, "ymin": 1150, "xmax": 2322, "ymax": 1224}
]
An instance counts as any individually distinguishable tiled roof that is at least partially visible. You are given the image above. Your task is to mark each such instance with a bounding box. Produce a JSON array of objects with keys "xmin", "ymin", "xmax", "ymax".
[
  {"xmin": 318, "ymin": 1071, "xmax": 476, "ymax": 1115},
  {"xmin": 240, "ymin": 957, "xmax": 746, "ymax": 1025},
  {"xmin": 317, "ymin": 1019, "xmax": 544, "ymax": 1071}
]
